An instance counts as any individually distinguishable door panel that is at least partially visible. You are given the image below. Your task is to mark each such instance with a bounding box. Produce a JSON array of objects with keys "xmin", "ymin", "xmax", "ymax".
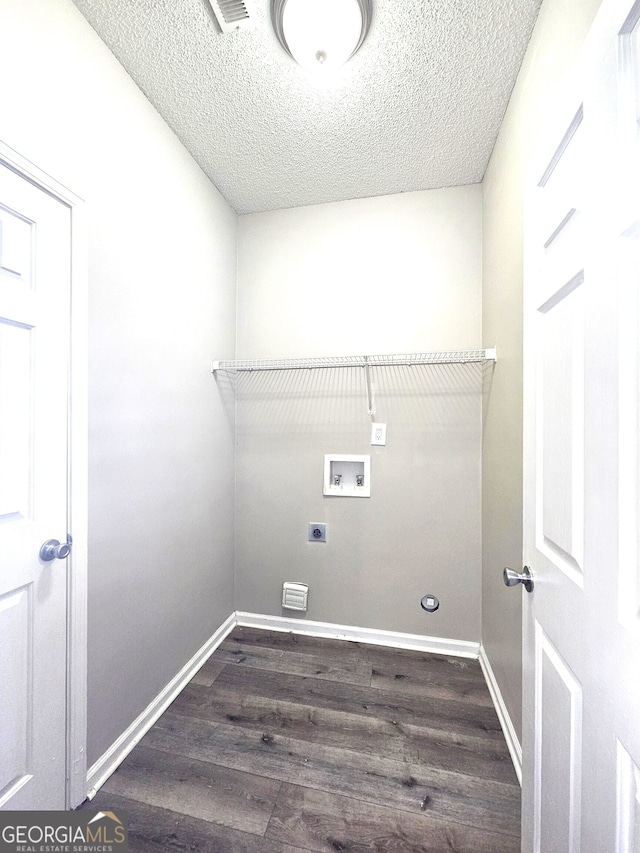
[
  {"xmin": 616, "ymin": 739, "xmax": 640, "ymax": 851},
  {"xmin": 539, "ymin": 279, "xmax": 584, "ymax": 582},
  {"xmin": 0, "ymin": 587, "xmax": 30, "ymax": 797},
  {"xmin": 0, "ymin": 163, "xmax": 71, "ymax": 809},
  {"xmin": 534, "ymin": 624, "xmax": 583, "ymax": 853},
  {"xmin": 533, "ymin": 108, "xmax": 587, "ymax": 593},
  {"xmin": 0, "ymin": 322, "xmax": 32, "ymax": 521},
  {"xmin": 618, "ymin": 234, "xmax": 640, "ymax": 633}
]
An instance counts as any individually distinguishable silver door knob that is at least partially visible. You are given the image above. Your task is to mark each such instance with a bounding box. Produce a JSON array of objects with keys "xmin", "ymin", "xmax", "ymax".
[
  {"xmin": 503, "ymin": 565, "xmax": 534, "ymax": 593},
  {"xmin": 40, "ymin": 537, "xmax": 72, "ymax": 562}
]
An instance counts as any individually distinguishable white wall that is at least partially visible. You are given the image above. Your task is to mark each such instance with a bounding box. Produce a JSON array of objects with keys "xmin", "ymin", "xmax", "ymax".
[
  {"xmin": 236, "ymin": 187, "xmax": 484, "ymax": 640},
  {"xmin": 481, "ymin": 0, "xmax": 603, "ymax": 741},
  {"xmin": 237, "ymin": 188, "xmax": 481, "ymax": 358},
  {"xmin": 0, "ymin": 0, "xmax": 237, "ymax": 766}
]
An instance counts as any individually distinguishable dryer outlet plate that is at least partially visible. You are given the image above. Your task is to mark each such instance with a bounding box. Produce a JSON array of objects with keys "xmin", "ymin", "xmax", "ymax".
[{"xmin": 308, "ymin": 523, "xmax": 327, "ymax": 542}]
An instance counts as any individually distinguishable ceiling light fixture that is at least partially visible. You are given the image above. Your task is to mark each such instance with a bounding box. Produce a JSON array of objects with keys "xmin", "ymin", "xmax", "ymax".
[{"xmin": 271, "ymin": 0, "xmax": 372, "ymax": 72}]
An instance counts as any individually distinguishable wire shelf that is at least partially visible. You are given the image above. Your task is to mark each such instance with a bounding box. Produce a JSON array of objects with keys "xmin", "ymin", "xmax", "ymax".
[{"xmin": 211, "ymin": 348, "xmax": 497, "ymax": 373}]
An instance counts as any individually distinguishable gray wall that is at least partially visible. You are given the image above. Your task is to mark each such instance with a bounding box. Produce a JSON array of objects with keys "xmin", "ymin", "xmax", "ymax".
[
  {"xmin": 0, "ymin": 0, "xmax": 237, "ymax": 766},
  {"xmin": 481, "ymin": 0, "xmax": 603, "ymax": 741},
  {"xmin": 236, "ymin": 187, "xmax": 484, "ymax": 641}
]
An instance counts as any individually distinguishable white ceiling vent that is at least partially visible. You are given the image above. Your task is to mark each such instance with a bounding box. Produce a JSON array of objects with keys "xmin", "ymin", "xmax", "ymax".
[{"xmin": 207, "ymin": 0, "xmax": 254, "ymax": 33}]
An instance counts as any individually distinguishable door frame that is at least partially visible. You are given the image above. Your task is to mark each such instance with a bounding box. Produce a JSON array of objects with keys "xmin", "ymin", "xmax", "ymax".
[{"xmin": 0, "ymin": 140, "xmax": 88, "ymax": 809}]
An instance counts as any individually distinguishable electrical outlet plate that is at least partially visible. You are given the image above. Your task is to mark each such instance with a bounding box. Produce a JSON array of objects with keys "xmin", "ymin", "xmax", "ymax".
[
  {"xmin": 308, "ymin": 522, "xmax": 327, "ymax": 542},
  {"xmin": 371, "ymin": 423, "xmax": 387, "ymax": 446}
]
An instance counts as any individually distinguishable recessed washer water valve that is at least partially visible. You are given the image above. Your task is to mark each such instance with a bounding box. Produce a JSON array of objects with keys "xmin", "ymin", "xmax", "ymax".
[{"xmin": 323, "ymin": 454, "xmax": 371, "ymax": 497}]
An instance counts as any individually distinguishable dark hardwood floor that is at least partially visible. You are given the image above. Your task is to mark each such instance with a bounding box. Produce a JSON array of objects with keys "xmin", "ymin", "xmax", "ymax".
[{"xmin": 83, "ymin": 627, "xmax": 521, "ymax": 852}]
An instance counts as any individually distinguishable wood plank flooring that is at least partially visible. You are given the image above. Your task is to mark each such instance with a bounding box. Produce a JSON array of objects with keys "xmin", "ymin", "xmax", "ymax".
[{"xmin": 82, "ymin": 627, "xmax": 521, "ymax": 852}]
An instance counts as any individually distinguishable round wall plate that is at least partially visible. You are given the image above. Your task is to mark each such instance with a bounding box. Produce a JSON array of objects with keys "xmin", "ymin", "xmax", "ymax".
[{"xmin": 420, "ymin": 594, "xmax": 440, "ymax": 613}]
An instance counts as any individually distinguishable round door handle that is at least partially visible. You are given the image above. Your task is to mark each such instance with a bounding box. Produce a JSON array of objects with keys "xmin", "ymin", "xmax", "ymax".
[
  {"xmin": 503, "ymin": 566, "xmax": 534, "ymax": 593},
  {"xmin": 40, "ymin": 538, "xmax": 72, "ymax": 562}
]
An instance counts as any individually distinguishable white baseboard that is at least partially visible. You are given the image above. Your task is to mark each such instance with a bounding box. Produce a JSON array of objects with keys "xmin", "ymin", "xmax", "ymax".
[
  {"xmin": 235, "ymin": 611, "xmax": 481, "ymax": 659},
  {"xmin": 479, "ymin": 645, "xmax": 522, "ymax": 785},
  {"xmin": 85, "ymin": 612, "xmax": 236, "ymax": 800}
]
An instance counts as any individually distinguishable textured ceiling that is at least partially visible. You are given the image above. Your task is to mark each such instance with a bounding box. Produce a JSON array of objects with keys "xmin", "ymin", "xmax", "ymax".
[{"xmin": 71, "ymin": 0, "xmax": 542, "ymax": 214}]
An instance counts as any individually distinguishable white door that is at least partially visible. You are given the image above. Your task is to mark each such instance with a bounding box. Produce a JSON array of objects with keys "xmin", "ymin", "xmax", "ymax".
[
  {"xmin": 0, "ymin": 162, "xmax": 71, "ymax": 809},
  {"xmin": 522, "ymin": 0, "xmax": 640, "ymax": 849}
]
